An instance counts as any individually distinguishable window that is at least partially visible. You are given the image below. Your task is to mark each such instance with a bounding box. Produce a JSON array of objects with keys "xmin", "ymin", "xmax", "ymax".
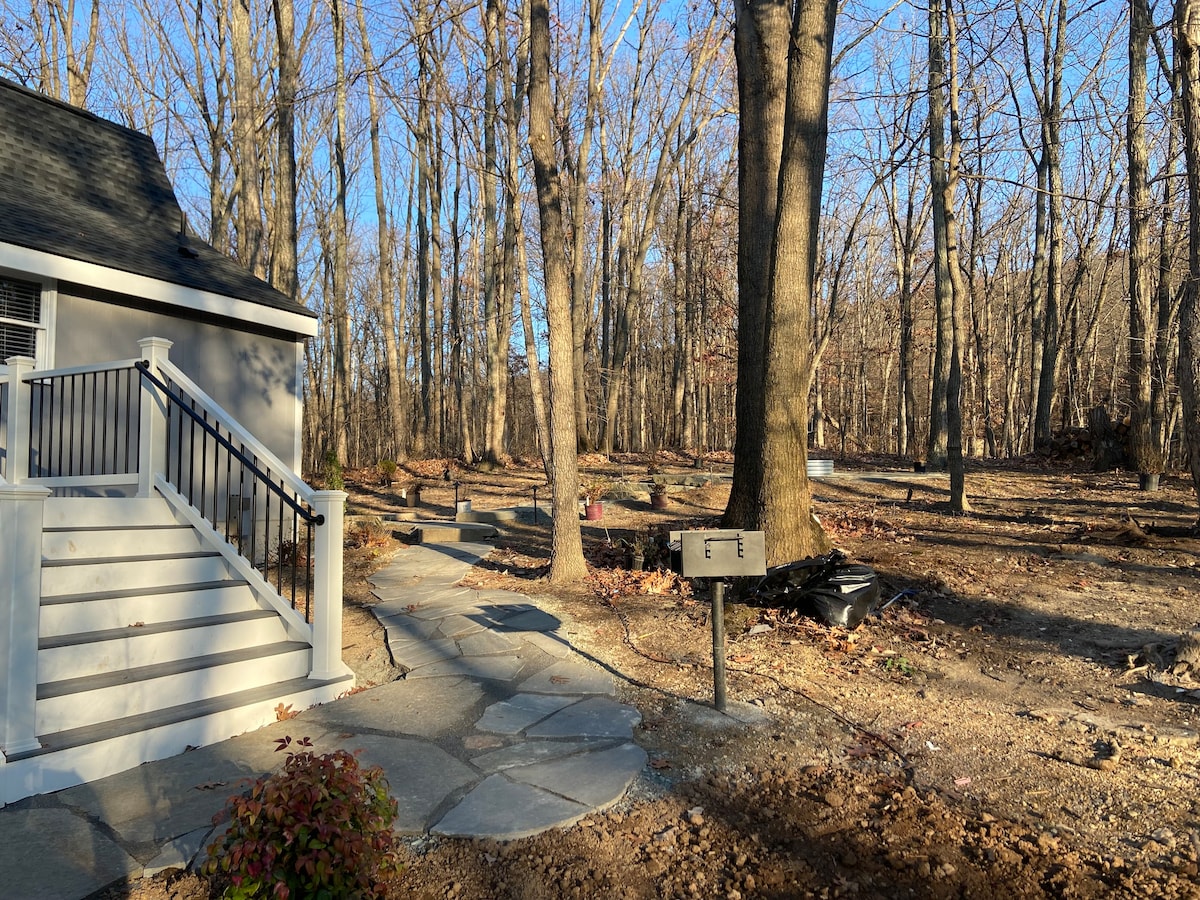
[{"xmin": 0, "ymin": 276, "xmax": 43, "ymax": 361}]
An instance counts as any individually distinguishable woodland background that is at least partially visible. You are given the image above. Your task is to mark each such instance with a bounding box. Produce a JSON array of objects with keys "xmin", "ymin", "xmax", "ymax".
[{"xmin": 0, "ymin": 0, "xmax": 1185, "ymax": 477}]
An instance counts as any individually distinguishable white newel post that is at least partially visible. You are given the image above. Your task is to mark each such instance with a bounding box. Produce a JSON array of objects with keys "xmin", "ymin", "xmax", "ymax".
[
  {"xmin": 1, "ymin": 356, "xmax": 46, "ymax": 781},
  {"xmin": 5, "ymin": 356, "xmax": 34, "ymax": 483},
  {"xmin": 0, "ymin": 483, "xmax": 50, "ymax": 757},
  {"xmin": 309, "ymin": 490, "xmax": 349, "ymax": 680},
  {"xmin": 137, "ymin": 337, "xmax": 172, "ymax": 499}
]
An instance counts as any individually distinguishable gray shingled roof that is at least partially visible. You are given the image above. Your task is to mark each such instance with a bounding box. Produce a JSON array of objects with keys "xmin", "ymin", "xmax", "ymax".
[{"xmin": 0, "ymin": 78, "xmax": 313, "ymax": 323}]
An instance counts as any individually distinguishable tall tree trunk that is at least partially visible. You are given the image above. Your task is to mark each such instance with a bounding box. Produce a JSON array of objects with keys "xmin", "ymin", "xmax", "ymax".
[
  {"xmin": 725, "ymin": 0, "xmax": 790, "ymax": 530},
  {"xmin": 1176, "ymin": 0, "xmax": 1200, "ymax": 518},
  {"xmin": 356, "ymin": 0, "xmax": 407, "ymax": 460},
  {"xmin": 272, "ymin": 0, "xmax": 299, "ymax": 301},
  {"xmin": 925, "ymin": 0, "xmax": 951, "ymax": 470},
  {"xmin": 231, "ymin": 0, "xmax": 266, "ymax": 280},
  {"xmin": 757, "ymin": 0, "xmax": 837, "ymax": 565},
  {"xmin": 330, "ymin": 0, "xmax": 352, "ymax": 462},
  {"xmin": 1129, "ymin": 0, "xmax": 1163, "ymax": 479},
  {"xmin": 529, "ymin": 0, "xmax": 587, "ymax": 581},
  {"xmin": 481, "ymin": 0, "xmax": 510, "ymax": 468}
]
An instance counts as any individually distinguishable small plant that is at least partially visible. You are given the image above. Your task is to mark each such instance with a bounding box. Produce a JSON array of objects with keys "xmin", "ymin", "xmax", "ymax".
[
  {"xmin": 649, "ymin": 479, "xmax": 668, "ymax": 496},
  {"xmin": 322, "ymin": 451, "xmax": 345, "ymax": 492},
  {"xmin": 376, "ymin": 458, "xmax": 398, "ymax": 486},
  {"xmin": 579, "ymin": 475, "xmax": 613, "ymax": 505},
  {"xmin": 630, "ymin": 528, "xmax": 658, "ymax": 556},
  {"xmin": 882, "ymin": 655, "xmax": 916, "ymax": 678},
  {"xmin": 204, "ymin": 735, "xmax": 400, "ymax": 900}
]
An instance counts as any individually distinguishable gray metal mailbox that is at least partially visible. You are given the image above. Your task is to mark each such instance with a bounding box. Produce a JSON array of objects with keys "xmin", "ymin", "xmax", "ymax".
[{"xmin": 674, "ymin": 529, "xmax": 766, "ymax": 579}]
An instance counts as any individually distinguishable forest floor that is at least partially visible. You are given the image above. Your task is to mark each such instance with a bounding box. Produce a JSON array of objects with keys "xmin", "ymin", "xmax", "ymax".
[{"xmin": 116, "ymin": 454, "xmax": 1200, "ymax": 899}]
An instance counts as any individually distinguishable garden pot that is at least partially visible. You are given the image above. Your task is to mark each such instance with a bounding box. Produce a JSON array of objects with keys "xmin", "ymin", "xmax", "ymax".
[
  {"xmin": 1138, "ymin": 472, "xmax": 1161, "ymax": 492},
  {"xmin": 584, "ymin": 501, "xmax": 603, "ymax": 520},
  {"xmin": 630, "ymin": 554, "xmax": 644, "ymax": 571},
  {"xmin": 404, "ymin": 488, "xmax": 422, "ymax": 508},
  {"xmin": 650, "ymin": 492, "xmax": 669, "ymax": 510},
  {"xmin": 456, "ymin": 499, "xmax": 472, "ymax": 514}
]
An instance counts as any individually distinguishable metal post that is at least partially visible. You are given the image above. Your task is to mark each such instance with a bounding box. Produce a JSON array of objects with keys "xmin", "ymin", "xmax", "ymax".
[
  {"xmin": 532, "ymin": 486, "xmax": 539, "ymax": 523},
  {"xmin": 711, "ymin": 579, "xmax": 727, "ymax": 712}
]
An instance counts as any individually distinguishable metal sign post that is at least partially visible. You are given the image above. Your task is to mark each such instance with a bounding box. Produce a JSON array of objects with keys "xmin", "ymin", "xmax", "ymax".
[{"xmin": 672, "ymin": 530, "xmax": 766, "ymax": 713}]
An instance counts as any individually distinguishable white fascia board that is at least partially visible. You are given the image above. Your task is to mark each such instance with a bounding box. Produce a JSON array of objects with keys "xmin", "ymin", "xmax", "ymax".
[{"xmin": 0, "ymin": 242, "xmax": 318, "ymax": 337}]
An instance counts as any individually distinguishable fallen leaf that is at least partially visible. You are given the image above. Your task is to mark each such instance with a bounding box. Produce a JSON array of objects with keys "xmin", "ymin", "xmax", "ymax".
[{"xmin": 650, "ymin": 758, "xmax": 672, "ymax": 770}]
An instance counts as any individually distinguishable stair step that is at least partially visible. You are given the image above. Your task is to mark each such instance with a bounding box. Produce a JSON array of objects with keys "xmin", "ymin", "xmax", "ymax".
[
  {"xmin": 36, "ymin": 642, "xmax": 312, "ymax": 733},
  {"xmin": 39, "ymin": 581, "xmax": 255, "ymax": 636},
  {"xmin": 40, "ymin": 552, "xmax": 229, "ymax": 597},
  {"xmin": 38, "ymin": 610, "xmax": 290, "ymax": 682},
  {"xmin": 9, "ymin": 674, "xmax": 353, "ymax": 762},
  {"xmin": 43, "ymin": 496, "xmax": 182, "ymax": 529},
  {"xmin": 43, "ymin": 524, "xmax": 204, "ymax": 559}
]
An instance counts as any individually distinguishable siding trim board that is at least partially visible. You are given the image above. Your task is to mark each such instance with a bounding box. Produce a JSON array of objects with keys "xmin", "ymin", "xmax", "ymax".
[{"xmin": 0, "ymin": 242, "xmax": 317, "ymax": 339}]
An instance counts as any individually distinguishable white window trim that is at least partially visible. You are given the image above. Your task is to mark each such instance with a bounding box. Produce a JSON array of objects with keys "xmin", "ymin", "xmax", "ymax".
[{"xmin": 0, "ymin": 268, "xmax": 57, "ymax": 369}]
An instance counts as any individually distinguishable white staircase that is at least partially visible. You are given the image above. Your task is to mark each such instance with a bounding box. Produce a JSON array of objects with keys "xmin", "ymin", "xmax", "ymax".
[{"xmin": 1, "ymin": 496, "xmax": 352, "ymax": 801}]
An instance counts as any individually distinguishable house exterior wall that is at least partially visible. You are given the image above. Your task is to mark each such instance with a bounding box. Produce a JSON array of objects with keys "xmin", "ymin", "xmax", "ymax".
[{"xmin": 54, "ymin": 291, "xmax": 304, "ymax": 470}]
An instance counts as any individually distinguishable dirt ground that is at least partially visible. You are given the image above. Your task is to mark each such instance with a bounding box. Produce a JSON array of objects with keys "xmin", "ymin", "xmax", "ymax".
[{"xmin": 106, "ymin": 455, "xmax": 1200, "ymax": 899}]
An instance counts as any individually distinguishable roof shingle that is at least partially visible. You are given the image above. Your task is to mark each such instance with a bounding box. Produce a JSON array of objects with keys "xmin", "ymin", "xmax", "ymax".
[{"xmin": 0, "ymin": 77, "xmax": 313, "ymax": 322}]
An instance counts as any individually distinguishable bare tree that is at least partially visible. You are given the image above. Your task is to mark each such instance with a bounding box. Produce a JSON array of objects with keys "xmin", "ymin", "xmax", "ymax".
[
  {"xmin": 1176, "ymin": 0, "xmax": 1200, "ymax": 519},
  {"xmin": 529, "ymin": 0, "xmax": 586, "ymax": 580}
]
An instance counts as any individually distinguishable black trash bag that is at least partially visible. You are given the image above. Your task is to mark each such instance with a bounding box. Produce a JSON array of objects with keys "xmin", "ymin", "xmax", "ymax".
[{"xmin": 750, "ymin": 549, "xmax": 880, "ymax": 628}]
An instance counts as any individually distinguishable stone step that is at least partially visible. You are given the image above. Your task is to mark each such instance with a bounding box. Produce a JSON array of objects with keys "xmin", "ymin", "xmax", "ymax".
[
  {"xmin": 455, "ymin": 508, "xmax": 521, "ymax": 525},
  {"xmin": 416, "ymin": 522, "xmax": 498, "ymax": 543}
]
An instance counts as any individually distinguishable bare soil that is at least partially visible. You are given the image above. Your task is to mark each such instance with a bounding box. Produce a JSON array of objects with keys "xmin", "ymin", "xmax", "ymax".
[{"xmin": 107, "ymin": 456, "xmax": 1200, "ymax": 899}]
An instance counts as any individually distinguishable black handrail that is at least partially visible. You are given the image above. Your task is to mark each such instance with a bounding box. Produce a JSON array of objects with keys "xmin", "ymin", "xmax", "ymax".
[{"xmin": 135, "ymin": 361, "xmax": 323, "ymax": 526}]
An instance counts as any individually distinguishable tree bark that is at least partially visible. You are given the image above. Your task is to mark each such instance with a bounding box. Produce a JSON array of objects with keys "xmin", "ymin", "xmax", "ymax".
[
  {"xmin": 756, "ymin": 0, "xmax": 837, "ymax": 565},
  {"xmin": 529, "ymin": 0, "xmax": 587, "ymax": 581},
  {"xmin": 1175, "ymin": 0, "xmax": 1200, "ymax": 518},
  {"xmin": 725, "ymin": 0, "xmax": 790, "ymax": 530},
  {"xmin": 1129, "ymin": 0, "xmax": 1163, "ymax": 478}
]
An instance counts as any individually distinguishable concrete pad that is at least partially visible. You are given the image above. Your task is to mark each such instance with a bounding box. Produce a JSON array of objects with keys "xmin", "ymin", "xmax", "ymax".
[
  {"xmin": 405, "ymin": 654, "xmax": 526, "ymax": 682},
  {"xmin": 475, "ymin": 694, "xmax": 577, "ymax": 735},
  {"xmin": 349, "ymin": 735, "xmax": 478, "ymax": 834},
  {"xmin": 519, "ymin": 659, "xmax": 615, "ymax": 695},
  {"xmin": 520, "ymin": 630, "xmax": 574, "ymax": 659},
  {"xmin": 470, "ymin": 740, "xmax": 612, "ymax": 773},
  {"xmin": 0, "ymin": 807, "xmax": 140, "ymax": 898},
  {"xmin": 458, "ymin": 630, "xmax": 523, "ymax": 657},
  {"xmin": 495, "ymin": 608, "xmax": 562, "ymax": 632},
  {"xmin": 675, "ymin": 698, "xmax": 773, "ymax": 729},
  {"xmin": 526, "ymin": 697, "xmax": 641, "ymax": 740},
  {"xmin": 390, "ymin": 637, "xmax": 461, "ymax": 670},
  {"xmin": 506, "ymin": 742, "xmax": 647, "ymax": 808},
  {"xmin": 300, "ymin": 677, "xmax": 484, "ymax": 737},
  {"xmin": 432, "ymin": 774, "xmax": 588, "ymax": 840},
  {"xmin": 144, "ymin": 826, "xmax": 210, "ymax": 876}
]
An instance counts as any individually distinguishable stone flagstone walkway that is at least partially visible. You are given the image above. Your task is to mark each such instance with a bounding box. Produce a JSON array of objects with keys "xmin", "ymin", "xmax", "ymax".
[{"xmin": 367, "ymin": 540, "xmax": 648, "ymax": 839}]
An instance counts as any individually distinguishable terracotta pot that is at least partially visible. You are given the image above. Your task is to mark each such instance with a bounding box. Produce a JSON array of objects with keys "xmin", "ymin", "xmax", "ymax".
[
  {"xmin": 650, "ymin": 492, "xmax": 669, "ymax": 510},
  {"xmin": 584, "ymin": 501, "xmax": 603, "ymax": 520}
]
